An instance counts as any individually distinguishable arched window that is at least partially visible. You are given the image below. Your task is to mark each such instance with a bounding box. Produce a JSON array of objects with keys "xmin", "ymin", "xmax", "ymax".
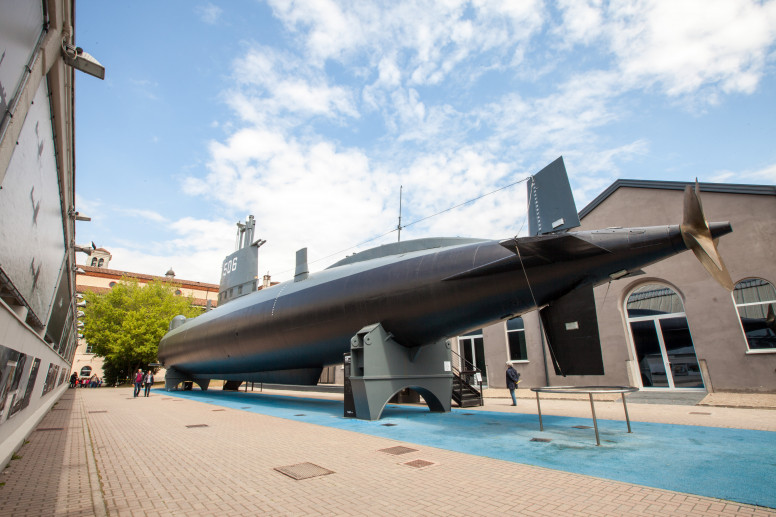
[
  {"xmin": 625, "ymin": 283, "xmax": 704, "ymax": 389},
  {"xmin": 97, "ymin": 258, "xmax": 104, "ymax": 267},
  {"xmin": 80, "ymin": 366, "xmax": 92, "ymax": 377},
  {"xmin": 109, "ymin": 281, "xmax": 116, "ymax": 287},
  {"xmin": 506, "ymin": 317, "xmax": 527, "ymax": 361},
  {"xmin": 733, "ymin": 278, "xmax": 776, "ymax": 351},
  {"xmin": 91, "ymin": 257, "xmax": 97, "ymax": 266}
]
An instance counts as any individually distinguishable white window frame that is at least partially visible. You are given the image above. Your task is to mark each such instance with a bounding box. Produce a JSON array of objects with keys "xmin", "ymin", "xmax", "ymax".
[
  {"xmin": 505, "ymin": 318, "xmax": 528, "ymax": 362},
  {"xmin": 733, "ymin": 278, "xmax": 776, "ymax": 355}
]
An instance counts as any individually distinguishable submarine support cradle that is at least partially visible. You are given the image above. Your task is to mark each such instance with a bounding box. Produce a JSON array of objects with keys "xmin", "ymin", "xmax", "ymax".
[
  {"xmin": 164, "ymin": 366, "xmax": 211, "ymax": 392},
  {"xmin": 348, "ymin": 323, "xmax": 453, "ymax": 421}
]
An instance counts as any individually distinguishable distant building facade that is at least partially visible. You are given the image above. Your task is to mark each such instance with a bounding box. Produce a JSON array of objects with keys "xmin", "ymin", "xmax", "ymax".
[{"xmin": 73, "ymin": 253, "xmax": 220, "ymax": 382}]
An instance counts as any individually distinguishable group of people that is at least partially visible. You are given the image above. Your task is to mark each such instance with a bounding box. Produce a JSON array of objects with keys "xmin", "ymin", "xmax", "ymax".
[
  {"xmin": 133, "ymin": 369, "xmax": 154, "ymax": 397},
  {"xmin": 69, "ymin": 372, "xmax": 102, "ymax": 388}
]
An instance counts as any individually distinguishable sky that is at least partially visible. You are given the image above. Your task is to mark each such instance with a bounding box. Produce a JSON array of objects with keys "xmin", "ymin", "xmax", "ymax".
[{"xmin": 73, "ymin": 0, "xmax": 776, "ymax": 285}]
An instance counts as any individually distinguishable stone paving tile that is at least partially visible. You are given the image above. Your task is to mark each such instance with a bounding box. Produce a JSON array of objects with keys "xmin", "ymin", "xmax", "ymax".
[{"xmin": 0, "ymin": 387, "xmax": 774, "ymax": 516}]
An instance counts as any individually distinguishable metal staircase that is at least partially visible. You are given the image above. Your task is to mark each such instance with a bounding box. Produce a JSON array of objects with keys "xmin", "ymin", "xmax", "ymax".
[{"xmin": 451, "ymin": 350, "xmax": 483, "ymax": 408}]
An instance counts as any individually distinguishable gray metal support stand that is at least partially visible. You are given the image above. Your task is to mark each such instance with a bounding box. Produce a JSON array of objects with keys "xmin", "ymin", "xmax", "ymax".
[
  {"xmin": 164, "ymin": 367, "xmax": 211, "ymax": 391},
  {"xmin": 348, "ymin": 323, "xmax": 453, "ymax": 421}
]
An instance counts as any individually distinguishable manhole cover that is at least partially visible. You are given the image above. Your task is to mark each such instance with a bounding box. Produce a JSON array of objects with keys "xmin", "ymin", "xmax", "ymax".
[
  {"xmin": 241, "ymin": 406, "xmax": 251, "ymax": 409},
  {"xmin": 186, "ymin": 424, "xmax": 209, "ymax": 428},
  {"xmin": 88, "ymin": 410, "xmax": 108, "ymax": 414},
  {"xmin": 403, "ymin": 459, "xmax": 435, "ymax": 468},
  {"xmin": 530, "ymin": 437, "xmax": 552, "ymax": 443},
  {"xmin": 690, "ymin": 411, "xmax": 711, "ymax": 415},
  {"xmin": 37, "ymin": 427, "xmax": 64, "ymax": 431},
  {"xmin": 294, "ymin": 414, "xmax": 306, "ymax": 416},
  {"xmin": 274, "ymin": 462, "xmax": 334, "ymax": 480},
  {"xmin": 379, "ymin": 446, "xmax": 418, "ymax": 456},
  {"xmin": 212, "ymin": 409, "xmax": 225, "ymax": 412},
  {"xmin": 381, "ymin": 423, "xmax": 397, "ymax": 427}
]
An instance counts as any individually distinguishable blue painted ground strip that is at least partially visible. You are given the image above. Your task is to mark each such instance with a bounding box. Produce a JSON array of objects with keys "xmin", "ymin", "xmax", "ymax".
[{"xmin": 159, "ymin": 389, "xmax": 776, "ymax": 509}]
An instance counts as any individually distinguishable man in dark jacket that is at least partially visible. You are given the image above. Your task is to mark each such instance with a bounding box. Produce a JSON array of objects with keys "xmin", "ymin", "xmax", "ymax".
[{"xmin": 506, "ymin": 362, "xmax": 520, "ymax": 406}]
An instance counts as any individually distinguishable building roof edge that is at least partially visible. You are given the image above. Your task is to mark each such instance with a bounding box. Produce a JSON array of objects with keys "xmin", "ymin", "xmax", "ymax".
[{"xmin": 579, "ymin": 179, "xmax": 776, "ymax": 219}]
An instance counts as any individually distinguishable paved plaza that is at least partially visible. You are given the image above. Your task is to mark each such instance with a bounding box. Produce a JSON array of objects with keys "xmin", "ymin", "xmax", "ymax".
[{"xmin": 1, "ymin": 387, "xmax": 775, "ymax": 516}]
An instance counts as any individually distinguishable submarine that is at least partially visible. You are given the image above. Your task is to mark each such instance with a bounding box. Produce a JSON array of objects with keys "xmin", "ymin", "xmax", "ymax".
[{"xmin": 157, "ymin": 157, "xmax": 733, "ymax": 418}]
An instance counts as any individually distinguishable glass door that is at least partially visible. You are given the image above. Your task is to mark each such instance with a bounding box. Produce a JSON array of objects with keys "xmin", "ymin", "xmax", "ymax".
[
  {"xmin": 458, "ymin": 331, "xmax": 488, "ymax": 386},
  {"xmin": 626, "ymin": 284, "xmax": 704, "ymax": 390},
  {"xmin": 659, "ymin": 317, "xmax": 704, "ymax": 388}
]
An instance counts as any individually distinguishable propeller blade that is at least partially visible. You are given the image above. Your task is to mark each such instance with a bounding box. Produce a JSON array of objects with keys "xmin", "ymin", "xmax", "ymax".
[{"xmin": 680, "ymin": 182, "xmax": 734, "ymax": 291}]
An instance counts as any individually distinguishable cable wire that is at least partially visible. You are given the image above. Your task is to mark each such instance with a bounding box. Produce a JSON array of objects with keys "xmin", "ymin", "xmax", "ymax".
[{"xmin": 273, "ymin": 175, "xmax": 532, "ymax": 275}]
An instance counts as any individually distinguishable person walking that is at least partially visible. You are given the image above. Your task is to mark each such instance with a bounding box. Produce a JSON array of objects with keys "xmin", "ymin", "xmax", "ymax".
[
  {"xmin": 506, "ymin": 362, "xmax": 521, "ymax": 406},
  {"xmin": 69, "ymin": 371, "xmax": 78, "ymax": 388},
  {"xmin": 133, "ymin": 369, "xmax": 144, "ymax": 397},
  {"xmin": 143, "ymin": 370, "xmax": 154, "ymax": 397}
]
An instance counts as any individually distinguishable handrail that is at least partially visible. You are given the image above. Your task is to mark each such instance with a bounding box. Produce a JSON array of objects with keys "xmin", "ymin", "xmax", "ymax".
[
  {"xmin": 530, "ymin": 386, "xmax": 639, "ymax": 445},
  {"xmin": 449, "ymin": 349, "xmax": 483, "ymax": 406}
]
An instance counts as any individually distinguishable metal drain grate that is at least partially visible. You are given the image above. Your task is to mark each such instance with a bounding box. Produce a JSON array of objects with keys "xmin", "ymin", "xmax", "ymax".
[
  {"xmin": 88, "ymin": 410, "xmax": 108, "ymax": 414},
  {"xmin": 379, "ymin": 446, "xmax": 418, "ymax": 456},
  {"xmin": 186, "ymin": 424, "xmax": 209, "ymax": 428},
  {"xmin": 37, "ymin": 427, "xmax": 65, "ymax": 431},
  {"xmin": 572, "ymin": 425, "xmax": 593, "ymax": 429},
  {"xmin": 274, "ymin": 462, "xmax": 334, "ymax": 480},
  {"xmin": 212, "ymin": 409, "xmax": 225, "ymax": 412},
  {"xmin": 381, "ymin": 423, "xmax": 397, "ymax": 427},
  {"xmin": 530, "ymin": 437, "xmax": 552, "ymax": 442},
  {"xmin": 241, "ymin": 406, "xmax": 251, "ymax": 409},
  {"xmin": 403, "ymin": 459, "xmax": 435, "ymax": 468},
  {"xmin": 294, "ymin": 414, "xmax": 306, "ymax": 416},
  {"xmin": 690, "ymin": 411, "xmax": 711, "ymax": 415}
]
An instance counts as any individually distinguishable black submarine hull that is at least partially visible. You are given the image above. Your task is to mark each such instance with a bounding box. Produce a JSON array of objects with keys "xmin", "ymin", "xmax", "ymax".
[{"xmin": 157, "ymin": 223, "xmax": 730, "ymax": 382}]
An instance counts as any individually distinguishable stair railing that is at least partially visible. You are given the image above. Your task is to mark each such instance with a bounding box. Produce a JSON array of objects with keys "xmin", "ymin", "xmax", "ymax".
[{"xmin": 450, "ymin": 348, "xmax": 483, "ymax": 406}]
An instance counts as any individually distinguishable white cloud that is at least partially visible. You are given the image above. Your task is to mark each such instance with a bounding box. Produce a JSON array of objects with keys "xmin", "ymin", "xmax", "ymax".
[
  {"xmin": 177, "ymin": 0, "xmax": 775, "ymax": 282},
  {"xmin": 196, "ymin": 3, "xmax": 223, "ymax": 25},
  {"xmin": 183, "ymin": 126, "xmax": 396, "ymax": 279},
  {"xmin": 100, "ymin": 217, "xmax": 236, "ymax": 284},
  {"xmin": 711, "ymin": 163, "xmax": 776, "ymax": 184},
  {"xmin": 556, "ymin": 0, "xmax": 604, "ymax": 47},
  {"xmin": 118, "ymin": 209, "xmax": 168, "ymax": 223},
  {"xmin": 266, "ymin": 0, "xmax": 545, "ymax": 98},
  {"xmin": 229, "ymin": 46, "xmax": 359, "ymax": 122},
  {"xmin": 604, "ymin": 0, "xmax": 776, "ymax": 98}
]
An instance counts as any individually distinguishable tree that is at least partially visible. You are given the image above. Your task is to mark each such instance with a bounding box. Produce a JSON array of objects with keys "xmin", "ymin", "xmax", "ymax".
[{"xmin": 82, "ymin": 277, "xmax": 202, "ymax": 384}]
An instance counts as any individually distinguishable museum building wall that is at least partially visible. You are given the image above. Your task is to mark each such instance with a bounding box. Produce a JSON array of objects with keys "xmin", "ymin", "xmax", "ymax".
[
  {"xmin": 0, "ymin": 0, "xmax": 81, "ymax": 467},
  {"xmin": 481, "ymin": 181, "xmax": 776, "ymax": 394}
]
